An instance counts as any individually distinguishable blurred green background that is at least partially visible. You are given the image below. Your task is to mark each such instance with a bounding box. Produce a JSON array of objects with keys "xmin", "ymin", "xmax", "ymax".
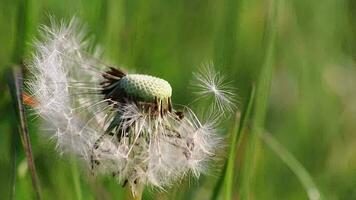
[{"xmin": 1, "ymin": 0, "xmax": 356, "ymax": 199}]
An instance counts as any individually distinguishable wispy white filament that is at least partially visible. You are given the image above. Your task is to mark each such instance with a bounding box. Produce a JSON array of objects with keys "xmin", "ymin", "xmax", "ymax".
[
  {"xmin": 26, "ymin": 18, "xmax": 236, "ymax": 196},
  {"xmin": 192, "ymin": 62, "xmax": 238, "ymax": 114}
]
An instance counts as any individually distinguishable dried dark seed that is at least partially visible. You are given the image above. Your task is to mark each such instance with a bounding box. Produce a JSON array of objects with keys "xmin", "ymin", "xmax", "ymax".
[
  {"xmin": 94, "ymin": 160, "xmax": 100, "ymax": 165},
  {"xmin": 122, "ymin": 179, "xmax": 128, "ymax": 187},
  {"xmin": 90, "ymin": 156, "xmax": 101, "ymax": 171},
  {"xmin": 175, "ymin": 111, "xmax": 184, "ymax": 120}
]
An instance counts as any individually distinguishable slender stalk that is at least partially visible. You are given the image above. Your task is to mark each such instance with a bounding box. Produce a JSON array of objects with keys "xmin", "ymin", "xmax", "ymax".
[
  {"xmin": 239, "ymin": 0, "xmax": 280, "ymax": 199},
  {"xmin": 70, "ymin": 158, "xmax": 83, "ymax": 200},
  {"xmin": 8, "ymin": 67, "xmax": 42, "ymax": 200},
  {"xmin": 9, "ymin": 118, "xmax": 19, "ymax": 200},
  {"xmin": 6, "ymin": 0, "xmax": 37, "ymax": 197},
  {"xmin": 210, "ymin": 86, "xmax": 256, "ymax": 200},
  {"xmin": 224, "ymin": 86, "xmax": 256, "ymax": 200},
  {"xmin": 261, "ymin": 132, "xmax": 323, "ymax": 200},
  {"xmin": 13, "ymin": 0, "xmax": 32, "ymax": 62},
  {"xmin": 211, "ymin": 162, "xmax": 227, "ymax": 200}
]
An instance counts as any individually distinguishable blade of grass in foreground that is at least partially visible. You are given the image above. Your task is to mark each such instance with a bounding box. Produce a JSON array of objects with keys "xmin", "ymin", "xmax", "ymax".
[
  {"xmin": 261, "ymin": 132, "xmax": 323, "ymax": 200},
  {"xmin": 6, "ymin": 0, "xmax": 37, "ymax": 198},
  {"xmin": 8, "ymin": 91, "xmax": 20, "ymax": 200},
  {"xmin": 224, "ymin": 86, "xmax": 256, "ymax": 200},
  {"xmin": 210, "ymin": 85, "xmax": 255, "ymax": 200},
  {"xmin": 211, "ymin": 161, "xmax": 226, "ymax": 200},
  {"xmin": 7, "ymin": 67, "xmax": 42, "ymax": 200},
  {"xmin": 6, "ymin": 69, "xmax": 21, "ymax": 200},
  {"xmin": 239, "ymin": 0, "xmax": 280, "ymax": 199}
]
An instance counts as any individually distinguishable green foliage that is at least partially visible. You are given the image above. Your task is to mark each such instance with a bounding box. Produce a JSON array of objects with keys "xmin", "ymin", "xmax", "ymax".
[{"xmin": 1, "ymin": 0, "xmax": 356, "ymax": 199}]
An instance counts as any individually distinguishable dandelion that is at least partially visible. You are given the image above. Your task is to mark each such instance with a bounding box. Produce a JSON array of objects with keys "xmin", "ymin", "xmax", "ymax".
[{"xmin": 26, "ymin": 18, "xmax": 236, "ymax": 197}]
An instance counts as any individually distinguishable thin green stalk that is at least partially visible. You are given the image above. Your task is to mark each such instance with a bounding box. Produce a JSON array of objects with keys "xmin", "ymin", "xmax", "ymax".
[
  {"xmin": 70, "ymin": 158, "xmax": 83, "ymax": 200},
  {"xmin": 224, "ymin": 86, "xmax": 256, "ymax": 200},
  {"xmin": 211, "ymin": 161, "xmax": 227, "ymax": 200},
  {"xmin": 261, "ymin": 132, "xmax": 323, "ymax": 200},
  {"xmin": 8, "ymin": 0, "xmax": 39, "ymax": 197},
  {"xmin": 239, "ymin": 0, "xmax": 280, "ymax": 199},
  {"xmin": 223, "ymin": 113, "xmax": 240, "ymax": 199},
  {"xmin": 6, "ymin": 70, "xmax": 21, "ymax": 199},
  {"xmin": 13, "ymin": 0, "xmax": 32, "ymax": 63},
  {"xmin": 252, "ymin": 1, "xmax": 279, "ymax": 128},
  {"xmin": 210, "ymin": 86, "xmax": 255, "ymax": 200},
  {"xmin": 9, "ymin": 108, "xmax": 20, "ymax": 200},
  {"xmin": 7, "ymin": 67, "xmax": 42, "ymax": 200}
]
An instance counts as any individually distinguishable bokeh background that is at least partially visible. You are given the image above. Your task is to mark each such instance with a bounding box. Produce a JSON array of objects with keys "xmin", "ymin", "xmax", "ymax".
[{"xmin": 1, "ymin": 0, "xmax": 356, "ymax": 199}]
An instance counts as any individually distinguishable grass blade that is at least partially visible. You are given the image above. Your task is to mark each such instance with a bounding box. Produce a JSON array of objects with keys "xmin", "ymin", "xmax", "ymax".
[
  {"xmin": 6, "ymin": 72, "xmax": 20, "ymax": 199},
  {"xmin": 211, "ymin": 161, "xmax": 227, "ymax": 200},
  {"xmin": 261, "ymin": 132, "xmax": 323, "ymax": 200},
  {"xmin": 8, "ymin": 108, "xmax": 20, "ymax": 200},
  {"xmin": 210, "ymin": 85, "xmax": 256, "ymax": 200},
  {"xmin": 239, "ymin": 0, "xmax": 280, "ymax": 199},
  {"xmin": 7, "ymin": 66, "xmax": 42, "ymax": 200},
  {"xmin": 223, "ymin": 86, "xmax": 256, "ymax": 200},
  {"xmin": 12, "ymin": 0, "xmax": 32, "ymax": 62}
]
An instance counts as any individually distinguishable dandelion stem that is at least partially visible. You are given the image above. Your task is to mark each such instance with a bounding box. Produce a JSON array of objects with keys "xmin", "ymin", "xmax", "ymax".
[{"xmin": 70, "ymin": 157, "xmax": 83, "ymax": 200}]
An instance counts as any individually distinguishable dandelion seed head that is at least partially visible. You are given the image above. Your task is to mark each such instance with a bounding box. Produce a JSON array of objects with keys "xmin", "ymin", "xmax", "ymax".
[{"xmin": 26, "ymin": 18, "xmax": 234, "ymax": 196}]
